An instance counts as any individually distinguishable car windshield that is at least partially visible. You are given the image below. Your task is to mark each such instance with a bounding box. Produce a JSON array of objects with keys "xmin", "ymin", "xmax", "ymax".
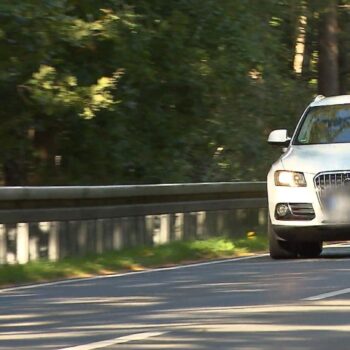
[{"xmin": 295, "ymin": 104, "xmax": 350, "ymax": 145}]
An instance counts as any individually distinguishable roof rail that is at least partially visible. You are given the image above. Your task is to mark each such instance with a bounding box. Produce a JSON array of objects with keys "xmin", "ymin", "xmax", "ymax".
[{"xmin": 313, "ymin": 95, "xmax": 325, "ymax": 102}]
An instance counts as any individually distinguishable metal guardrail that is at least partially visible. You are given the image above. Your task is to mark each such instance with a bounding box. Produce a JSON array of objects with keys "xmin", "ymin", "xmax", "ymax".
[
  {"xmin": 0, "ymin": 182, "xmax": 268, "ymax": 264},
  {"xmin": 0, "ymin": 182, "xmax": 267, "ymax": 224}
]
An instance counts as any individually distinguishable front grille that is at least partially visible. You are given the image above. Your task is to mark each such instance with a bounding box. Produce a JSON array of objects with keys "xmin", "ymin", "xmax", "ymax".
[
  {"xmin": 314, "ymin": 172, "xmax": 350, "ymax": 191},
  {"xmin": 314, "ymin": 171, "xmax": 350, "ymax": 211}
]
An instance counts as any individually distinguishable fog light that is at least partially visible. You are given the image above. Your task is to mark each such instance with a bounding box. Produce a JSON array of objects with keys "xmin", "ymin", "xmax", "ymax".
[{"xmin": 276, "ymin": 204, "xmax": 289, "ymax": 217}]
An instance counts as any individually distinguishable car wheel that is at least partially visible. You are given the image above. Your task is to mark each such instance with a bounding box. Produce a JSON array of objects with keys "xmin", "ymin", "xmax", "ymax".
[
  {"xmin": 297, "ymin": 242, "xmax": 323, "ymax": 258},
  {"xmin": 268, "ymin": 218, "xmax": 297, "ymax": 259}
]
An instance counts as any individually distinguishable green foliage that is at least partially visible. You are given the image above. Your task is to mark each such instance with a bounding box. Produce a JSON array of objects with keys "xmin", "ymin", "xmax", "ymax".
[
  {"xmin": 0, "ymin": 1, "xmax": 317, "ymax": 184},
  {"xmin": 0, "ymin": 235, "xmax": 268, "ymax": 286},
  {"xmin": 28, "ymin": 65, "xmax": 122, "ymax": 118}
]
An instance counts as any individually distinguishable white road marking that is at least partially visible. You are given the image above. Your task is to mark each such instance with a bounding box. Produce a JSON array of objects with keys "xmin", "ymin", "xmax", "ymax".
[
  {"xmin": 57, "ymin": 331, "xmax": 167, "ymax": 350},
  {"xmin": 0, "ymin": 254, "xmax": 268, "ymax": 294},
  {"xmin": 303, "ymin": 288, "xmax": 350, "ymax": 301}
]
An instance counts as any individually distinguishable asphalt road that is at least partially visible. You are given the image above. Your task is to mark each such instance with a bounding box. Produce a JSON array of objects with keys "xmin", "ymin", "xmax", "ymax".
[{"xmin": 2, "ymin": 245, "xmax": 350, "ymax": 350}]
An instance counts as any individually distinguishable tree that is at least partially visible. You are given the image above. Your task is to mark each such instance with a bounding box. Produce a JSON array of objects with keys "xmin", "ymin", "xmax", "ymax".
[
  {"xmin": 0, "ymin": 1, "xmax": 125, "ymax": 184},
  {"xmin": 318, "ymin": 0, "xmax": 340, "ymax": 96},
  {"xmin": 1, "ymin": 0, "xmax": 348, "ymax": 185}
]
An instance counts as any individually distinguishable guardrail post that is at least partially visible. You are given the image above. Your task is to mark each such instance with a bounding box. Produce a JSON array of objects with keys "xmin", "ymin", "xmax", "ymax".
[
  {"xmin": 158, "ymin": 214, "xmax": 170, "ymax": 245},
  {"xmin": 204, "ymin": 211, "xmax": 217, "ymax": 237},
  {"xmin": 234, "ymin": 209, "xmax": 246, "ymax": 237},
  {"xmin": 104, "ymin": 218, "xmax": 113, "ymax": 251},
  {"xmin": 0, "ymin": 224, "xmax": 7, "ymax": 264},
  {"xmin": 217, "ymin": 210, "xmax": 225, "ymax": 236},
  {"xmin": 96, "ymin": 219, "xmax": 104, "ymax": 254},
  {"xmin": 121, "ymin": 217, "xmax": 129, "ymax": 247},
  {"xmin": 196, "ymin": 211, "xmax": 206, "ymax": 238},
  {"xmin": 173, "ymin": 213, "xmax": 183, "ymax": 241},
  {"xmin": 112, "ymin": 218, "xmax": 123, "ymax": 250},
  {"xmin": 129, "ymin": 217, "xmax": 138, "ymax": 247},
  {"xmin": 29, "ymin": 233, "xmax": 39, "ymax": 261},
  {"xmin": 184, "ymin": 213, "xmax": 197, "ymax": 239},
  {"xmin": 16, "ymin": 223, "xmax": 29, "ymax": 264},
  {"xmin": 136, "ymin": 216, "xmax": 145, "ymax": 245},
  {"xmin": 121, "ymin": 217, "xmax": 138, "ymax": 248},
  {"xmin": 145, "ymin": 215, "xmax": 154, "ymax": 245},
  {"xmin": 57, "ymin": 221, "xmax": 68, "ymax": 259},
  {"xmin": 48, "ymin": 222, "xmax": 59, "ymax": 261},
  {"xmin": 77, "ymin": 221, "xmax": 86, "ymax": 254}
]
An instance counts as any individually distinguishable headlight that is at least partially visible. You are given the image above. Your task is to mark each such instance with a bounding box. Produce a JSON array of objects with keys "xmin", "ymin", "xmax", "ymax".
[{"xmin": 274, "ymin": 171, "xmax": 307, "ymax": 187}]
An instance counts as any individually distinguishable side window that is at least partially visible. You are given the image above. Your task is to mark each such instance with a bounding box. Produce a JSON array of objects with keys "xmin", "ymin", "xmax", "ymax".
[{"xmin": 297, "ymin": 116, "xmax": 313, "ymax": 144}]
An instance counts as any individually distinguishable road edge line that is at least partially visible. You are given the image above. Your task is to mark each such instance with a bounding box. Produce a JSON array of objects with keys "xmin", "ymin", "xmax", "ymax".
[
  {"xmin": 57, "ymin": 331, "xmax": 167, "ymax": 350},
  {"xmin": 303, "ymin": 287, "xmax": 350, "ymax": 301},
  {"xmin": 0, "ymin": 253, "xmax": 268, "ymax": 293}
]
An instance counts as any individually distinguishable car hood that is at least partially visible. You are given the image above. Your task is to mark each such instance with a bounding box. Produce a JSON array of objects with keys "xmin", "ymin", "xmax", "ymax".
[{"xmin": 281, "ymin": 144, "xmax": 350, "ymax": 174}]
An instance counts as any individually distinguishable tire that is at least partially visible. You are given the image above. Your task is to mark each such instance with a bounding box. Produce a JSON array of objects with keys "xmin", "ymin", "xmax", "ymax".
[
  {"xmin": 297, "ymin": 242, "xmax": 322, "ymax": 258},
  {"xmin": 268, "ymin": 218, "xmax": 297, "ymax": 259}
]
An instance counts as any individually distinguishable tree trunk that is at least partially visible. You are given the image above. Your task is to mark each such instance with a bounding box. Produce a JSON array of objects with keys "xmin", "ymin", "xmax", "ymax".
[
  {"xmin": 338, "ymin": 5, "xmax": 350, "ymax": 94},
  {"xmin": 293, "ymin": 1, "xmax": 308, "ymax": 75},
  {"xmin": 301, "ymin": 5, "xmax": 316, "ymax": 80},
  {"xmin": 318, "ymin": 1, "xmax": 339, "ymax": 96}
]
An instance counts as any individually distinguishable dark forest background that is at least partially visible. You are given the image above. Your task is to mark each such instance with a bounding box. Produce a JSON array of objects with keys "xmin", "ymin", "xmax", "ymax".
[{"xmin": 0, "ymin": 0, "xmax": 347, "ymax": 185}]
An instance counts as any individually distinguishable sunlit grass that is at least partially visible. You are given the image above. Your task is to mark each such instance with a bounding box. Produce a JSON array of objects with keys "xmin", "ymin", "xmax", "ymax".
[{"xmin": 0, "ymin": 234, "xmax": 267, "ymax": 287}]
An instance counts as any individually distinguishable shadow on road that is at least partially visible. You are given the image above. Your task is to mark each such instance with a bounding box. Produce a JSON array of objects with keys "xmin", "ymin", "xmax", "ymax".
[{"xmin": 1, "ymin": 246, "xmax": 350, "ymax": 349}]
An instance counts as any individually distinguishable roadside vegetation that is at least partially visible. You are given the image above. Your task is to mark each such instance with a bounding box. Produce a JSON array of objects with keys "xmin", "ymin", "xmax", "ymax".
[
  {"xmin": 0, "ymin": 1, "xmax": 346, "ymax": 186},
  {"xmin": 0, "ymin": 234, "xmax": 267, "ymax": 287}
]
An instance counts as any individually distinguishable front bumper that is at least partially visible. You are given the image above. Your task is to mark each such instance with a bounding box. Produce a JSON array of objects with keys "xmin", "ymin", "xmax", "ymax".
[
  {"xmin": 268, "ymin": 170, "xmax": 350, "ymax": 242},
  {"xmin": 268, "ymin": 172, "xmax": 324, "ymax": 227},
  {"xmin": 273, "ymin": 224, "xmax": 350, "ymax": 242}
]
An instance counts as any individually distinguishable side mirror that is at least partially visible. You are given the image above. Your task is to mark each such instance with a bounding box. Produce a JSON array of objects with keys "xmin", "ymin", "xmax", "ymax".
[{"xmin": 268, "ymin": 129, "xmax": 291, "ymax": 146}]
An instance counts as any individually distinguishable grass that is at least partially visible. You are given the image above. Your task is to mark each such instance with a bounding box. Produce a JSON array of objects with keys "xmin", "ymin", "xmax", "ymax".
[{"xmin": 0, "ymin": 234, "xmax": 267, "ymax": 287}]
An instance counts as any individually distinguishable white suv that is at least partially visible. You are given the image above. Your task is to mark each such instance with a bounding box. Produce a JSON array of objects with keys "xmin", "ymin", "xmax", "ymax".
[{"xmin": 267, "ymin": 95, "xmax": 350, "ymax": 259}]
